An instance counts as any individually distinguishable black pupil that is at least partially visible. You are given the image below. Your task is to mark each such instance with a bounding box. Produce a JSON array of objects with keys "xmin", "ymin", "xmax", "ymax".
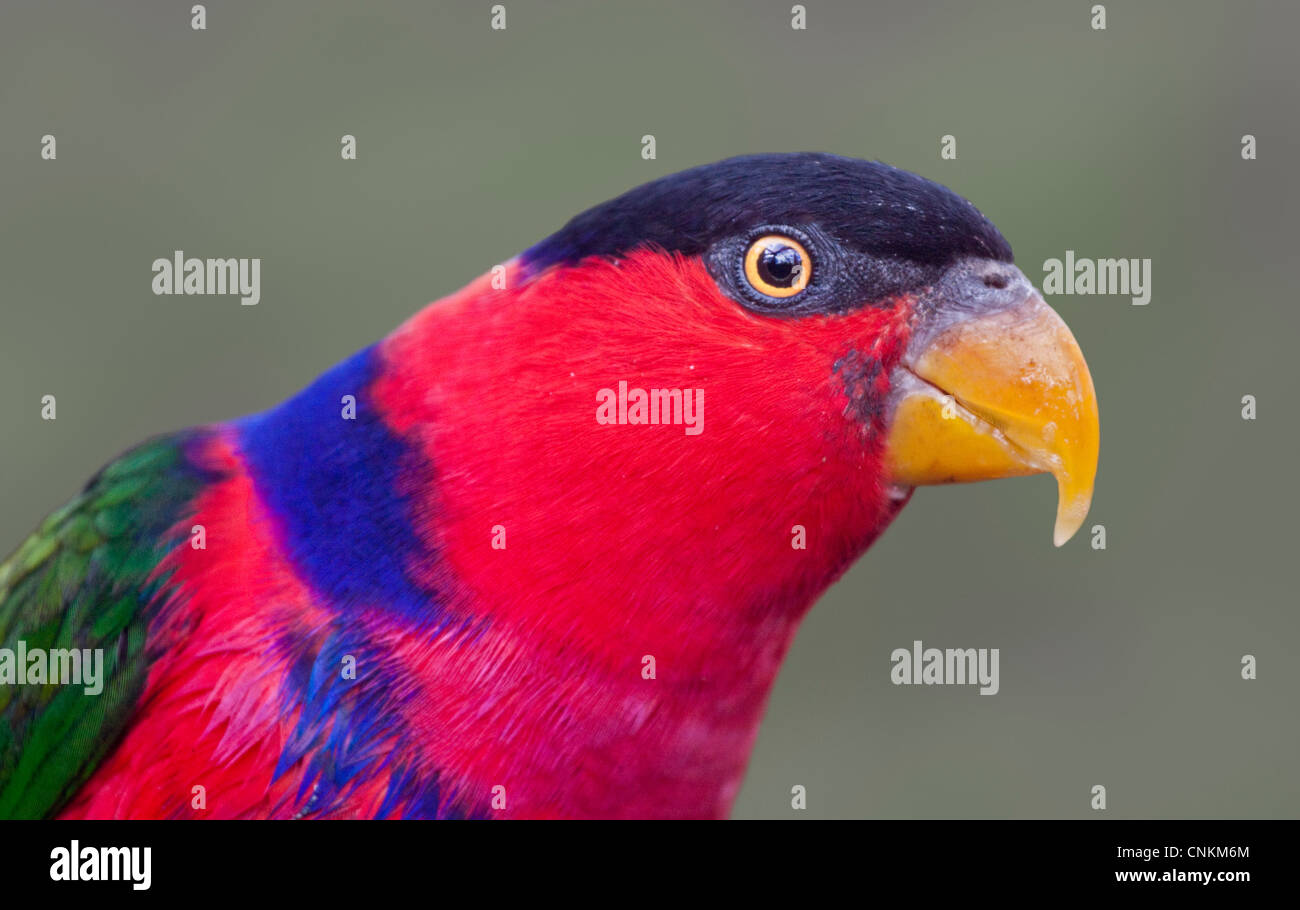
[{"xmin": 758, "ymin": 244, "xmax": 802, "ymax": 287}]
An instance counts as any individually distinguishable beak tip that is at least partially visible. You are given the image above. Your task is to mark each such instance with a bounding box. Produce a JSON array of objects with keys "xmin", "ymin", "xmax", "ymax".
[{"xmin": 1052, "ymin": 493, "xmax": 1092, "ymax": 548}]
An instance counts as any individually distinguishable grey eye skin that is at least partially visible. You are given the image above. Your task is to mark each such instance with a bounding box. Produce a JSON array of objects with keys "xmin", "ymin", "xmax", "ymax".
[
  {"xmin": 706, "ymin": 224, "xmax": 821, "ymax": 315},
  {"xmin": 706, "ymin": 224, "xmax": 939, "ymax": 318}
]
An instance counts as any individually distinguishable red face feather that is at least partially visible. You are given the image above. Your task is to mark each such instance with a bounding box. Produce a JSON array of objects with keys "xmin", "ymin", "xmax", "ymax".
[{"xmin": 371, "ymin": 250, "xmax": 919, "ymax": 816}]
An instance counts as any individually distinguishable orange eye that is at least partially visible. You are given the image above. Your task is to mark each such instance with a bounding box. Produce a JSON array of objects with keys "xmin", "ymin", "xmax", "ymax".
[{"xmin": 743, "ymin": 235, "xmax": 812, "ymax": 298}]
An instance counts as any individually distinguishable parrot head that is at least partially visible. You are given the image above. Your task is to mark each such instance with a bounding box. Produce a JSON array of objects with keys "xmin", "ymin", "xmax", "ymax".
[{"xmin": 511, "ymin": 151, "xmax": 1098, "ymax": 546}]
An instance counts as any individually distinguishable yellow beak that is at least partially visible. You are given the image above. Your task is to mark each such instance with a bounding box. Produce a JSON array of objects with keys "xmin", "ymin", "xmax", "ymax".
[{"xmin": 884, "ymin": 290, "xmax": 1099, "ymax": 546}]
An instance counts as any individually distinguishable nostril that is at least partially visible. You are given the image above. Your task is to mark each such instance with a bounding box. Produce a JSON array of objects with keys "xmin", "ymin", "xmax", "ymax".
[{"xmin": 982, "ymin": 271, "xmax": 1010, "ymax": 290}]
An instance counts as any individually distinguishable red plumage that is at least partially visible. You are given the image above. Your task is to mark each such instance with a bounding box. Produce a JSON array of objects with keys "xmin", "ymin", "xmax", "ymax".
[{"xmin": 60, "ymin": 251, "xmax": 916, "ymax": 819}]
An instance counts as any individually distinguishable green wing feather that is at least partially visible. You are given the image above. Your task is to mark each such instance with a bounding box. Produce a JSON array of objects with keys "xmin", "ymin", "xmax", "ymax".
[{"xmin": 0, "ymin": 432, "xmax": 217, "ymax": 818}]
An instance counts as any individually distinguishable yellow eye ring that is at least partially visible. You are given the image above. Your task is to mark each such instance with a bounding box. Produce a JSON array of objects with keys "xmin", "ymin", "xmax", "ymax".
[{"xmin": 743, "ymin": 234, "xmax": 812, "ymax": 298}]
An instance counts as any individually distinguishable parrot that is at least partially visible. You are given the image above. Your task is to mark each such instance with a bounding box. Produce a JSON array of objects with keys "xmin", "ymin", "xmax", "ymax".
[{"xmin": 0, "ymin": 152, "xmax": 1099, "ymax": 819}]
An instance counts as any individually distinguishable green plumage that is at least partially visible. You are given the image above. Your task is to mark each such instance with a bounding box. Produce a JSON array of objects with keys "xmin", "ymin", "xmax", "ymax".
[{"xmin": 0, "ymin": 433, "xmax": 213, "ymax": 818}]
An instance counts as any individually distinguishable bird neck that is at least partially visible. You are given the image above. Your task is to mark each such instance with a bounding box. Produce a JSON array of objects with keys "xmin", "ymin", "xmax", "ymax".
[{"xmin": 360, "ymin": 254, "xmax": 909, "ymax": 815}]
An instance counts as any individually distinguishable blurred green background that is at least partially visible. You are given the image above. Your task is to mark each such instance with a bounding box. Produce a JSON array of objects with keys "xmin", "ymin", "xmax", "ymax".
[{"xmin": 1, "ymin": 1, "xmax": 1296, "ymax": 818}]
